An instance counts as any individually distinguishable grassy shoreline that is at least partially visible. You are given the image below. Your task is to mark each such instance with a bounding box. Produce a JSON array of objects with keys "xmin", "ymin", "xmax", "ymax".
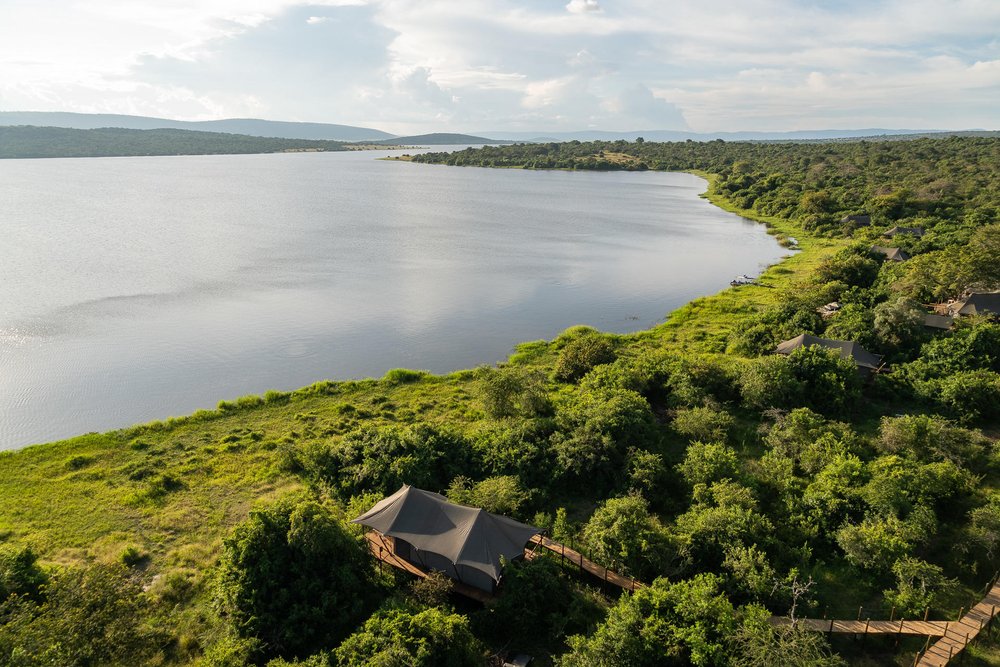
[{"xmin": 0, "ymin": 169, "xmax": 841, "ymax": 580}]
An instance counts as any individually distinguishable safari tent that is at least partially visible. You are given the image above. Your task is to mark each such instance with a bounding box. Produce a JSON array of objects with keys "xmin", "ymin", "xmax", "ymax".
[
  {"xmin": 775, "ymin": 334, "xmax": 883, "ymax": 374},
  {"xmin": 352, "ymin": 485, "xmax": 541, "ymax": 593}
]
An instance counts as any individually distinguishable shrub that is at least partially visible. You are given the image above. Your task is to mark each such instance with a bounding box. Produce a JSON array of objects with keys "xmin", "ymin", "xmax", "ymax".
[
  {"xmin": 477, "ymin": 366, "xmax": 549, "ymax": 419},
  {"xmin": 382, "ymin": 368, "xmax": 429, "ymax": 385},
  {"xmin": 672, "ymin": 406, "xmax": 735, "ymax": 443},
  {"xmin": 553, "ymin": 334, "xmax": 617, "ymax": 383},
  {"xmin": 677, "ymin": 442, "xmax": 739, "ymax": 487}
]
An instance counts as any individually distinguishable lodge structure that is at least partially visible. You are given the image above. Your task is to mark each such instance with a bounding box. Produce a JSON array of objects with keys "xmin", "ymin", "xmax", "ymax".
[
  {"xmin": 871, "ymin": 245, "xmax": 911, "ymax": 262},
  {"xmin": 775, "ymin": 334, "xmax": 884, "ymax": 375},
  {"xmin": 352, "ymin": 485, "xmax": 541, "ymax": 594}
]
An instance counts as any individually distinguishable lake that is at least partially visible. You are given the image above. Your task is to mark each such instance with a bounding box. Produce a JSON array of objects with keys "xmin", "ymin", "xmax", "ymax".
[{"xmin": 0, "ymin": 149, "xmax": 787, "ymax": 450}]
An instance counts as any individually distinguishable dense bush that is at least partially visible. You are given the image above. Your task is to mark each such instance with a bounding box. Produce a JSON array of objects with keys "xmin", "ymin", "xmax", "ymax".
[
  {"xmin": 334, "ymin": 606, "xmax": 483, "ymax": 667},
  {"xmin": 215, "ymin": 499, "xmax": 381, "ymax": 661},
  {"xmin": 553, "ymin": 333, "xmax": 618, "ymax": 383}
]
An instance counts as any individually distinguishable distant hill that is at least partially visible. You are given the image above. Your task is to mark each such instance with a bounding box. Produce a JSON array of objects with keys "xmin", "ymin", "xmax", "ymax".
[
  {"xmin": 0, "ymin": 126, "xmax": 353, "ymax": 159},
  {"xmin": 372, "ymin": 133, "xmax": 512, "ymax": 145},
  {"xmin": 0, "ymin": 112, "xmax": 395, "ymax": 142},
  {"xmin": 479, "ymin": 128, "xmax": 975, "ymax": 143}
]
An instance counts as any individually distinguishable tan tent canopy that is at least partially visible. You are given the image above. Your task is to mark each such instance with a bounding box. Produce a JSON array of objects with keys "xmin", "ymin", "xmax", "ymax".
[{"xmin": 352, "ymin": 485, "xmax": 541, "ymax": 591}]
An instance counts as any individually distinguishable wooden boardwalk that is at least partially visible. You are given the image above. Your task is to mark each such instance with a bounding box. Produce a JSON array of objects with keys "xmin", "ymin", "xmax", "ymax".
[
  {"xmin": 770, "ymin": 617, "xmax": 948, "ymax": 636},
  {"xmin": 915, "ymin": 583, "xmax": 1000, "ymax": 666},
  {"xmin": 366, "ymin": 528, "xmax": 1000, "ymax": 665},
  {"xmin": 529, "ymin": 534, "xmax": 644, "ymax": 592}
]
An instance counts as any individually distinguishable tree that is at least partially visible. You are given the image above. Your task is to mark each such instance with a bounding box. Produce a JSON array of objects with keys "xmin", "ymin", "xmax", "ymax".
[
  {"xmin": 873, "ymin": 297, "xmax": 927, "ymax": 356},
  {"xmin": 0, "ymin": 563, "xmax": 164, "ymax": 667},
  {"xmin": 731, "ymin": 604, "xmax": 845, "ymax": 667},
  {"xmin": 672, "ymin": 406, "xmax": 735, "ymax": 443},
  {"xmin": 215, "ymin": 499, "xmax": 380, "ymax": 661},
  {"xmin": 446, "ymin": 475, "xmax": 529, "ymax": 517},
  {"xmin": 0, "ymin": 546, "xmax": 47, "ymax": 602},
  {"xmin": 677, "ymin": 442, "xmax": 739, "ymax": 487},
  {"xmin": 582, "ymin": 495, "xmax": 673, "ymax": 579},
  {"xmin": 474, "ymin": 558, "xmax": 601, "ymax": 652},
  {"xmin": 883, "ymin": 557, "xmax": 958, "ymax": 618},
  {"xmin": 550, "ymin": 388, "xmax": 658, "ymax": 491},
  {"xmin": 306, "ymin": 424, "xmax": 475, "ymax": 498},
  {"xmin": 557, "ymin": 575, "xmax": 737, "ymax": 667},
  {"xmin": 334, "ymin": 606, "xmax": 483, "ymax": 667}
]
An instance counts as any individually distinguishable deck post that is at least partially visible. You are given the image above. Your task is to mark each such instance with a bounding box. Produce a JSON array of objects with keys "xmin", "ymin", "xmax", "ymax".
[
  {"xmin": 857, "ymin": 605, "xmax": 863, "ymax": 621},
  {"xmin": 924, "ymin": 607, "xmax": 930, "ymax": 622},
  {"xmin": 958, "ymin": 606, "xmax": 964, "ymax": 620},
  {"xmin": 890, "ymin": 605, "xmax": 896, "ymax": 622}
]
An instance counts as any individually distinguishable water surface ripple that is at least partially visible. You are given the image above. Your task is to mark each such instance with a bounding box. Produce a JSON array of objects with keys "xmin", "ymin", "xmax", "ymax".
[{"xmin": 0, "ymin": 149, "xmax": 786, "ymax": 449}]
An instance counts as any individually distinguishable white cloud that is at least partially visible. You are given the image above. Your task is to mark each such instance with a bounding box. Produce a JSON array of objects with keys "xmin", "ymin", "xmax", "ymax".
[
  {"xmin": 566, "ymin": 0, "xmax": 601, "ymax": 13},
  {"xmin": 0, "ymin": 0, "xmax": 997, "ymax": 132}
]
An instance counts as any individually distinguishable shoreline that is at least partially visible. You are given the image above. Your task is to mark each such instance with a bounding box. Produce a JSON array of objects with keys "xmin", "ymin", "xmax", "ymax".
[{"xmin": 1, "ymin": 171, "xmax": 828, "ymax": 456}]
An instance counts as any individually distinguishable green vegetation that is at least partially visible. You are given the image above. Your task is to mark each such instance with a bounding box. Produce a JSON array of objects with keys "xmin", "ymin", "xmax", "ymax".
[
  {"xmin": 0, "ymin": 125, "xmax": 353, "ymax": 159},
  {"xmin": 1, "ymin": 136, "xmax": 999, "ymax": 665}
]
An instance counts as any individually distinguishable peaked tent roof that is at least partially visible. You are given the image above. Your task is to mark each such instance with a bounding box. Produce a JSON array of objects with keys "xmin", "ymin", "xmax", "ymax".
[
  {"xmin": 775, "ymin": 334, "xmax": 883, "ymax": 370},
  {"xmin": 352, "ymin": 485, "xmax": 541, "ymax": 583},
  {"xmin": 955, "ymin": 292, "xmax": 1000, "ymax": 317},
  {"xmin": 871, "ymin": 245, "xmax": 910, "ymax": 262}
]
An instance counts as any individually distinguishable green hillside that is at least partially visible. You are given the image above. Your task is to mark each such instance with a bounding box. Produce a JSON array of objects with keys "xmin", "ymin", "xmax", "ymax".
[
  {"xmin": 0, "ymin": 125, "xmax": 351, "ymax": 159},
  {"xmin": 2, "ymin": 136, "xmax": 999, "ymax": 666}
]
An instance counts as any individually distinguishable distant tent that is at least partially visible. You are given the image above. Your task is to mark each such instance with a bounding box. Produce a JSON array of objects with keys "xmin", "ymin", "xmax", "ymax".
[
  {"xmin": 871, "ymin": 245, "xmax": 911, "ymax": 262},
  {"xmin": 950, "ymin": 292, "xmax": 1000, "ymax": 318},
  {"xmin": 923, "ymin": 314, "xmax": 954, "ymax": 330},
  {"xmin": 352, "ymin": 485, "xmax": 541, "ymax": 593},
  {"xmin": 884, "ymin": 226, "xmax": 924, "ymax": 238},
  {"xmin": 840, "ymin": 214, "xmax": 872, "ymax": 226},
  {"xmin": 775, "ymin": 334, "xmax": 883, "ymax": 373}
]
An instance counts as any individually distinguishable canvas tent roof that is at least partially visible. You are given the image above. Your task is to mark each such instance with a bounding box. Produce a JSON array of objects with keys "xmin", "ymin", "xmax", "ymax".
[
  {"xmin": 775, "ymin": 334, "xmax": 883, "ymax": 370},
  {"xmin": 954, "ymin": 292, "xmax": 1000, "ymax": 317},
  {"xmin": 871, "ymin": 246, "xmax": 910, "ymax": 262},
  {"xmin": 352, "ymin": 485, "xmax": 541, "ymax": 583}
]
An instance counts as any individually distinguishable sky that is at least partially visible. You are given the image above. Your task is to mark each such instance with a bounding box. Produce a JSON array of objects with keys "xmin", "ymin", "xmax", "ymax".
[{"xmin": 1, "ymin": 0, "xmax": 998, "ymax": 134}]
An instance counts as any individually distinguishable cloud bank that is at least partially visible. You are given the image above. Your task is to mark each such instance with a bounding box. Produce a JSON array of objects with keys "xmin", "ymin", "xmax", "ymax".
[{"xmin": 1, "ymin": 0, "xmax": 997, "ymax": 133}]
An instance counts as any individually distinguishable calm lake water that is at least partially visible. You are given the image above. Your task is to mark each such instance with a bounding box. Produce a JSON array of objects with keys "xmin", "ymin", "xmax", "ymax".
[{"xmin": 0, "ymin": 149, "xmax": 787, "ymax": 450}]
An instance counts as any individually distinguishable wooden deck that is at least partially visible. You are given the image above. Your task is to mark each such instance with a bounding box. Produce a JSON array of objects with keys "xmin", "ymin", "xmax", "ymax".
[
  {"xmin": 363, "ymin": 531, "xmax": 493, "ymax": 603},
  {"xmin": 529, "ymin": 534, "xmax": 644, "ymax": 592},
  {"xmin": 916, "ymin": 583, "xmax": 1000, "ymax": 666}
]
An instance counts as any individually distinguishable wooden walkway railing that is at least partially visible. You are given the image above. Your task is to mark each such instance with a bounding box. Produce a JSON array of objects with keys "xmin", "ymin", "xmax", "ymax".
[
  {"xmin": 914, "ymin": 582, "xmax": 1000, "ymax": 666},
  {"xmin": 366, "ymin": 529, "xmax": 1000, "ymax": 666},
  {"xmin": 770, "ymin": 617, "xmax": 949, "ymax": 636},
  {"xmin": 528, "ymin": 534, "xmax": 644, "ymax": 592}
]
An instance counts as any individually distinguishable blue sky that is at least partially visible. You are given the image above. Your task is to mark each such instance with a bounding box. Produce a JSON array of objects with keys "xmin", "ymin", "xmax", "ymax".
[{"xmin": 1, "ymin": 0, "xmax": 998, "ymax": 133}]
